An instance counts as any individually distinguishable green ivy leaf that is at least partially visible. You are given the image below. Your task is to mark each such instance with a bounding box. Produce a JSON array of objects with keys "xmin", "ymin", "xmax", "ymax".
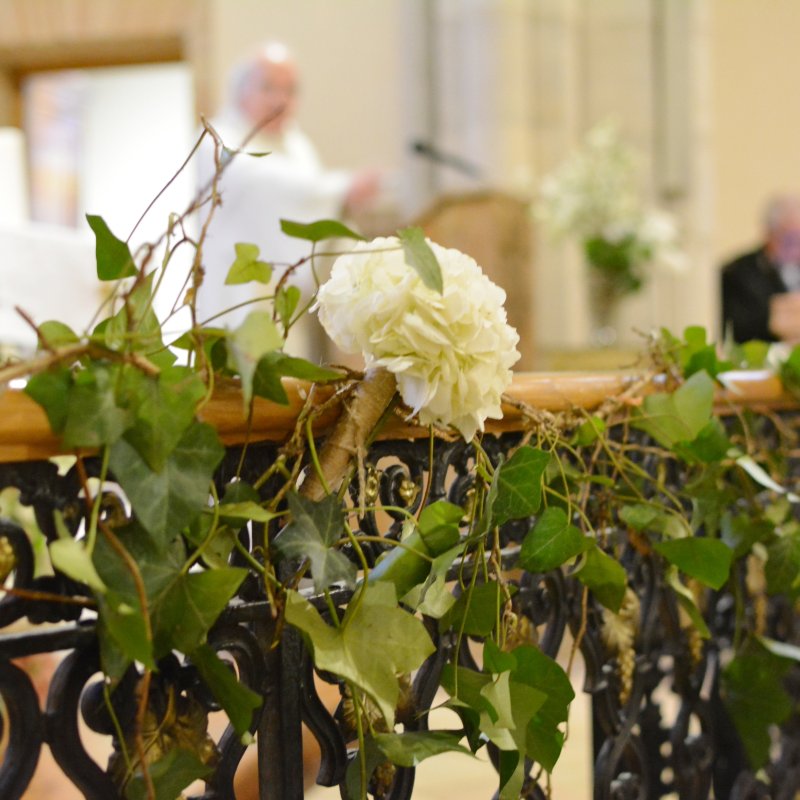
[
  {"xmin": 125, "ymin": 746, "xmax": 212, "ymax": 800},
  {"xmin": 368, "ymin": 522, "xmax": 432, "ymax": 598},
  {"xmin": 688, "ymin": 466, "xmax": 737, "ymax": 539},
  {"xmin": 97, "ymin": 588, "xmax": 150, "ymax": 678},
  {"xmin": 195, "ymin": 482, "xmax": 264, "ymax": 562},
  {"xmin": 573, "ymin": 415, "xmax": 606, "ymax": 447},
  {"xmin": 674, "ymin": 418, "xmax": 732, "ymax": 463},
  {"xmin": 490, "ymin": 446, "xmax": 550, "ymax": 526},
  {"xmin": 275, "ymin": 285, "xmax": 302, "ymax": 328},
  {"xmin": 344, "ymin": 734, "xmax": 385, "ymax": 800},
  {"xmin": 93, "ymin": 524, "xmax": 250, "ymax": 678},
  {"xmin": 93, "ymin": 528, "xmax": 187, "ymax": 675},
  {"xmin": 482, "ymin": 639, "xmax": 518, "ymax": 675},
  {"xmin": 62, "ymin": 365, "xmax": 132, "ymax": 448},
  {"xmin": 632, "ymin": 370, "xmax": 714, "ymax": 451},
  {"xmin": 251, "ymin": 357, "xmax": 289, "ymax": 404},
  {"xmin": 676, "ymin": 326, "xmax": 732, "ymax": 378},
  {"xmin": 151, "ymin": 567, "xmax": 247, "ymax": 655},
  {"xmin": 653, "ymin": 537, "xmax": 733, "ymax": 590},
  {"xmin": 497, "ymin": 749, "xmax": 525, "ymax": 800},
  {"xmin": 442, "ymin": 644, "xmax": 573, "ymax": 774},
  {"xmin": 665, "ymin": 568, "xmax": 711, "ymax": 638},
  {"xmin": 511, "ymin": 644, "xmax": 575, "ymax": 772},
  {"xmin": 722, "ymin": 639, "xmax": 793, "ymax": 768},
  {"xmin": 442, "ymin": 581, "xmax": 512, "ymax": 637},
  {"xmin": 266, "ymin": 352, "xmax": 345, "ymax": 383},
  {"xmin": 480, "ymin": 671, "xmax": 517, "ymax": 733},
  {"xmin": 765, "ymin": 533, "xmax": 800, "ymax": 595},
  {"xmin": 285, "ymin": 582, "xmax": 434, "ymax": 727},
  {"xmin": 189, "ymin": 643, "xmax": 262, "ymax": 736},
  {"xmin": 518, "ymin": 507, "xmax": 591, "ymax": 573},
  {"xmin": 49, "ymin": 536, "xmax": 107, "ymax": 594},
  {"xmin": 228, "ymin": 311, "xmax": 284, "ymax": 406},
  {"xmin": 779, "ymin": 344, "xmax": 800, "ymax": 398},
  {"xmin": 280, "ymin": 218, "xmax": 364, "ymax": 242},
  {"xmin": 109, "ymin": 421, "xmax": 224, "ymax": 545},
  {"xmin": 373, "ymin": 731, "xmax": 473, "ymax": 767},
  {"xmin": 121, "ymin": 366, "xmax": 206, "ymax": 471},
  {"xmin": 720, "ymin": 512, "xmax": 774, "ymax": 559},
  {"xmin": 37, "ymin": 320, "xmax": 80, "ymax": 348},
  {"xmin": 403, "ymin": 571, "xmax": 457, "ymax": 618},
  {"xmin": 86, "ymin": 213, "xmax": 137, "ymax": 280},
  {"xmin": 401, "ymin": 538, "xmax": 463, "ymax": 618},
  {"xmin": 24, "ymin": 367, "xmax": 72, "ymax": 433},
  {"xmin": 576, "ymin": 544, "xmax": 627, "ymax": 612},
  {"xmin": 185, "ymin": 514, "xmax": 236, "ymax": 569},
  {"xmin": 442, "ymin": 666, "xmax": 546, "ymax": 761},
  {"xmin": 252, "ymin": 352, "xmax": 345, "ymax": 405},
  {"xmin": 216, "ymin": 500, "xmax": 278, "ymax": 525},
  {"xmin": 618, "ymin": 503, "xmax": 660, "ymax": 532},
  {"xmin": 418, "ymin": 500, "xmax": 463, "ymax": 553},
  {"xmin": 273, "ymin": 493, "xmax": 355, "ymax": 592},
  {"xmin": 738, "ymin": 340, "xmax": 771, "ymax": 369},
  {"xmin": 398, "ymin": 226, "xmax": 443, "ymax": 294},
  {"xmin": 225, "ymin": 242, "xmax": 273, "ymax": 285},
  {"xmin": 441, "ymin": 664, "xmax": 492, "ymax": 753},
  {"xmin": 102, "ymin": 272, "xmax": 165, "ymax": 355}
]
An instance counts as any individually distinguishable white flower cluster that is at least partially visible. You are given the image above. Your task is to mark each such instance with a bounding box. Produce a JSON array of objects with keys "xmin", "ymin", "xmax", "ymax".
[
  {"xmin": 316, "ymin": 237, "xmax": 520, "ymax": 441},
  {"xmin": 536, "ymin": 123, "xmax": 685, "ymax": 275},
  {"xmin": 537, "ymin": 123, "xmax": 640, "ymax": 239}
]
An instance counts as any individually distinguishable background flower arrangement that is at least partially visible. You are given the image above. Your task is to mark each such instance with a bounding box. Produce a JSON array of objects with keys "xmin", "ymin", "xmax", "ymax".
[{"xmin": 536, "ymin": 123, "xmax": 686, "ymax": 320}]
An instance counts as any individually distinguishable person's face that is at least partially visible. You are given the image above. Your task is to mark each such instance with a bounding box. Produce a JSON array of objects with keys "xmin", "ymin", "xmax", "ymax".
[
  {"xmin": 768, "ymin": 211, "xmax": 800, "ymax": 264},
  {"xmin": 239, "ymin": 57, "xmax": 298, "ymax": 134}
]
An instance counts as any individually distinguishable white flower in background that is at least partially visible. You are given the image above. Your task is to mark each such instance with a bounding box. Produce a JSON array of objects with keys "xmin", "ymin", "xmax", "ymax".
[
  {"xmin": 636, "ymin": 210, "xmax": 687, "ymax": 274},
  {"xmin": 536, "ymin": 122, "xmax": 686, "ymax": 294},
  {"xmin": 316, "ymin": 237, "xmax": 520, "ymax": 440},
  {"xmin": 535, "ymin": 122, "xmax": 640, "ymax": 238}
]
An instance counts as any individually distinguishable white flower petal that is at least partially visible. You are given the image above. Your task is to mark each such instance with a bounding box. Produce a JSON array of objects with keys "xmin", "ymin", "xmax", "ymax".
[{"xmin": 315, "ymin": 237, "xmax": 520, "ymax": 440}]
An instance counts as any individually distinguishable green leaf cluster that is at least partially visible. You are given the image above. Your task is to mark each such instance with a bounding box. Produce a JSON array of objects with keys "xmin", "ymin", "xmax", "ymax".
[{"xmin": 442, "ymin": 642, "xmax": 574, "ymax": 798}]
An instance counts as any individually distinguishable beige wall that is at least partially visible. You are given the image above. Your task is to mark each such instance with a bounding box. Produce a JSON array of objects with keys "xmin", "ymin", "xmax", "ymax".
[
  {"xmin": 207, "ymin": 0, "xmax": 403, "ymax": 173},
  {"xmin": 711, "ymin": 0, "xmax": 800, "ymax": 264},
  {"xmin": 7, "ymin": 0, "xmax": 791, "ymax": 354}
]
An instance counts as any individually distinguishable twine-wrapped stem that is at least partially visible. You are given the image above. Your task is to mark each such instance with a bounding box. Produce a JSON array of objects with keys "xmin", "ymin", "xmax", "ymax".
[{"xmin": 301, "ymin": 367, "xmax": 397, "ymax": 501}]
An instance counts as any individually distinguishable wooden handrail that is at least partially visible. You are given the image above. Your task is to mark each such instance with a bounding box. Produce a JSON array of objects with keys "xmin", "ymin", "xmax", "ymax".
[{"xmin": 0, "ymin": 369, "xmax": 793, "ymax": 464}]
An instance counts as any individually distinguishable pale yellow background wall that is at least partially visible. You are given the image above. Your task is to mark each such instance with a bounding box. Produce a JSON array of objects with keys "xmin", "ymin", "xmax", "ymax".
[
  {"xmin": 205, "ymin": 0, "xmax": 800, "ymax": 350},
  {"xmin": 207, "ymin": 0, "xmax": 403, "ymax": 174},
  {"xmin": 711, "ymin": 0, "xmax": 800, "ymax": 264}
]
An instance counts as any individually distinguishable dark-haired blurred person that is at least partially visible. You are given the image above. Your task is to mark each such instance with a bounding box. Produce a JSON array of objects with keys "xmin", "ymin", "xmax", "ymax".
[{"xmin": 721, "ymin": 194, "xmax": 800, "ymax": 344}]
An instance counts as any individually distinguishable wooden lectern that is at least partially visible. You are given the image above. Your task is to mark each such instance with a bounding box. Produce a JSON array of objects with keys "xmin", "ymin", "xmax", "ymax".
[{"xmin": 413, "ymin": 190, "xmax": 536, "ymax": 370}]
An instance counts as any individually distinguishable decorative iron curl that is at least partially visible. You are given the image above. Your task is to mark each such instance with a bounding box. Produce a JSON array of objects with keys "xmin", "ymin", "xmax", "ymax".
[{"xmin": 0, "ymin": 658, "xmax": 45, "ymax": 800}]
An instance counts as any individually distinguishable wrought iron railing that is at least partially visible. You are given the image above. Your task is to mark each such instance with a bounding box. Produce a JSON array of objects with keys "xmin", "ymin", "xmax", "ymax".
[{"xmin": 0, "ymin": 370, "xmax": 798, "ymax": 799}]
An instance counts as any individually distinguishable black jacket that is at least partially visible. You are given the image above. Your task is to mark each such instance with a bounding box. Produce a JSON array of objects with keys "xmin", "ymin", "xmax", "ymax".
[{"xmin": 721, "ymin": 247, "xmax": 788, "ymax": 343}]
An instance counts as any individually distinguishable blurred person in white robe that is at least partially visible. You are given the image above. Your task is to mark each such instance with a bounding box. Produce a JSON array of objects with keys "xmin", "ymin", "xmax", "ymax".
[{"xmin": 194, "ymin": 42, "xmax": 379, "ymax": 358}]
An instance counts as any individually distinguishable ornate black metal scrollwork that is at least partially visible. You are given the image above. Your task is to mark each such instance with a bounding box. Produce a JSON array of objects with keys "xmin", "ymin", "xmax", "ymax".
[{"xmin": 2, "ymin": 419, "xmax": 800, "ymax": 799}]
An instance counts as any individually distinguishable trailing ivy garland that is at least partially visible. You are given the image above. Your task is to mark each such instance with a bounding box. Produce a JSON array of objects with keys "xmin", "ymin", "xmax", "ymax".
[{"xmin": 3, "ymin": 139, "xmax": 800, "ymax": 799}]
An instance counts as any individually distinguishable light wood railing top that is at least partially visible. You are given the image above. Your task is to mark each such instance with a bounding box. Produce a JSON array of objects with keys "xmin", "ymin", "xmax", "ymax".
[{"xmin": 0, "ymin": 370, "xmax": 792, "ymax": 464}]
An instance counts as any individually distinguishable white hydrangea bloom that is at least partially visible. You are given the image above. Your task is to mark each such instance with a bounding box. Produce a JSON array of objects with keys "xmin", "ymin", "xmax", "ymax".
[{"xmin": 315, "ymin": 237, "xmax": 520, "ymax": 441}]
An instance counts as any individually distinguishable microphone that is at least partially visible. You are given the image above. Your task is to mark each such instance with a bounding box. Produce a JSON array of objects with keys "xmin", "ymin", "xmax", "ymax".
[{"xmin": 410, "ymin": 140, "xmax": 482, "ymax": 180}]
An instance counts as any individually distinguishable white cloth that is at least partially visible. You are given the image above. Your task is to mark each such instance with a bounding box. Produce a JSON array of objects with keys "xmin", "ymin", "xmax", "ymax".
[
  {"xmin": 0, "ymin": 222, "xmax": 99, "ymax": 357},
  {"xmin": 779, "ymin": 262, "xmax": 800, "ymax": 292},
  {"xmin": 195, "ymin": 113, "xmax": 351, "ymax": 336}
]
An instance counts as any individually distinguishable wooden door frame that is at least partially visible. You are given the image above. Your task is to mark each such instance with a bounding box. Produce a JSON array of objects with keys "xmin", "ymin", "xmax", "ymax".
[{"xmin": 0, "ymin": 0, "xmax": 211, "ymax": 127}]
